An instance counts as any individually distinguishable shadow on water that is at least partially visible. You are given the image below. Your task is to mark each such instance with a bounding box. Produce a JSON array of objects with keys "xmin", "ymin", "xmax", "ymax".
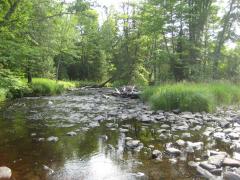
[{"xmin": 0, "ymin": 89, "xmax": 231, "ymax": 180}]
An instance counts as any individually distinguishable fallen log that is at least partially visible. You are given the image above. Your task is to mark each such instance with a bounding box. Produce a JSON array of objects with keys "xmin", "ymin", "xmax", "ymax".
[{"xmin": 112, "ymin": 86, "xmax": 141, "ymax": 99}]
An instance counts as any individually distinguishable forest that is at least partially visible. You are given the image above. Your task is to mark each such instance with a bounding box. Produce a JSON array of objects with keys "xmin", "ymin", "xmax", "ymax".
[{"xmin": 1, "ymin": 0, "xmax": 240, "ymax": 111}]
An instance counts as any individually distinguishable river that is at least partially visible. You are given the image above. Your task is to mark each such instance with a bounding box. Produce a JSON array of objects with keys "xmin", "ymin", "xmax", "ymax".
[{"xmin": 0, "ymin": 88, "xmax": 239, "ymax": 180}]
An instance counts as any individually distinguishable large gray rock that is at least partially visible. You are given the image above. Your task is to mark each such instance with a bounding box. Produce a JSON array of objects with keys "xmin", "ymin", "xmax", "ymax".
[
  {"xmin": 223, "ymin": 158, "xmax": 240, "ymax": 167},
  {"xmin": 0, "ymin": 167, "xmax": 11, "ymax": 179}
]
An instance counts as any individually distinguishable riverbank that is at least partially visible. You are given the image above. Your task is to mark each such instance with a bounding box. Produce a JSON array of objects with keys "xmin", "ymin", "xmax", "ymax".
[
  {"xmin": 142, "ymin": 82, "xmax": 240, "ymax": 112},
  {"xmin": 0, "ymin": 77, "xmax": 77, "ymax": 102}
]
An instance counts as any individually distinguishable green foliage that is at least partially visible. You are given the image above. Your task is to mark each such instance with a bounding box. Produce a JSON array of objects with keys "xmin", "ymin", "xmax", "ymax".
[
  {"xmin": 0, "ymin": 69, "xmax": 30, "ymax": 99},
  {"xmin": 0, "ymin": 88, "xmax": 7, "ymax": 102},
  {"xmin": 142, "ymin": 82, "xmax": 240, "ymax": 112}
]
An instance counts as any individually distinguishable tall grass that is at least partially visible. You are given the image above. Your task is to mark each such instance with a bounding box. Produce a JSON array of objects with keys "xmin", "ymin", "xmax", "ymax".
[
  {"xmin": 142, "ymin": 82, "xmax": 240, "ymax": 112},
  {"xmin": 30, "ymin": 78, "xmax": 76, "ymax": 96}
]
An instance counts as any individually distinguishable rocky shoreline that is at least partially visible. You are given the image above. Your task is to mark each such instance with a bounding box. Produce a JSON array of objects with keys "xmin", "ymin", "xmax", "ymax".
[{"xmin": 92, "ymin": 88, "xmax": 240, "ymax": 180}]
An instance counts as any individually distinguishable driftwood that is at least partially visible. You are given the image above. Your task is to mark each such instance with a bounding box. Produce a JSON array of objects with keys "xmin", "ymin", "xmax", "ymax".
[{"xmin": 112, "ymin": 86, "xmax": 140, "ymax": 99}]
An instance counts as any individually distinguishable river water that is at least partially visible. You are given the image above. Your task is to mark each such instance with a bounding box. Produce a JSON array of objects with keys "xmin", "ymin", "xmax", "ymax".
[{"xmin": 0, "ymin": 88, "xmax": 235, "ymax": 180}]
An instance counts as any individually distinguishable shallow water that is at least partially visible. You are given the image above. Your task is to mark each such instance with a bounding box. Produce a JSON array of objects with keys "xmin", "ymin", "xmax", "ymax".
[{"xmin": 0, "ymin": 88, "xmax": 230, "ymax": 180}]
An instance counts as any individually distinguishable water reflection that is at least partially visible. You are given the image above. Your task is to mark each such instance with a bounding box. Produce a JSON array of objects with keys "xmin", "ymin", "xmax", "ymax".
[{"xmin": 51, "ymin": 136, "xmax": 139, "ymax": 180}]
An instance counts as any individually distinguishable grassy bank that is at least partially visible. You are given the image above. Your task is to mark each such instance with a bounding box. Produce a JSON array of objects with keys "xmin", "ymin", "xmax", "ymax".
[
  {"xmin": 0, "ymin": 76, "xmax": 76, "ymax": 102},
  {"xmin": 30, "ymin": 78, "xmax": 75, "ymax": 96},
  {"xmin": 142, "ymin": 82, "xmax": 240, "ymax": 112}
]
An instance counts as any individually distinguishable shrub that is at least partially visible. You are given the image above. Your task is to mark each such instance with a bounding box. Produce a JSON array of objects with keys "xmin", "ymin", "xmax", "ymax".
[{"xmin": 0, "ymin": 69, "xmax": 30, "ymax": 99}]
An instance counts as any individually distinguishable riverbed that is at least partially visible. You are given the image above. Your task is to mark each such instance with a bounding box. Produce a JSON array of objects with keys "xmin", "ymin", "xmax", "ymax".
[{"xmin": 0, "ymin": 88, "xmax": 240, "ymax": 180}]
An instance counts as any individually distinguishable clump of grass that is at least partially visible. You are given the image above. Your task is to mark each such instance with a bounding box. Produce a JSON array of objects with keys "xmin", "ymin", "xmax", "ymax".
[
  {"xmin": 142, "ymin": 82, "xmax": 240, "ymax": 112},
  {"xmin": 30, "ymin": 78, "xmax": 75, "ymax": 96}
]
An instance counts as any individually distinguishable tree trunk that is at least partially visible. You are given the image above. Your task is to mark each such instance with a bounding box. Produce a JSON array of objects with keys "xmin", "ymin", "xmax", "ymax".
[
  {"xmin": 27, "ymin": 67, "xmax": 32, "ymax": 84},
  {"xmin": 56, "ymin": 55, "xmax": 62, "ymax": 81},
  {"xmin": 212, "ymin": 0, "xmax": 235, "ymax": 79}
]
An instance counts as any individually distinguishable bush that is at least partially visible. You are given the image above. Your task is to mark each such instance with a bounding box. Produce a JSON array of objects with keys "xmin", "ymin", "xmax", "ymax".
[
  {"xmin": 0, "ymin": 69, "xmax": 30, "ymax": 99},
  {"xmin": 142, "ymin": 82, "xmax": 240, "ymax": 112}
]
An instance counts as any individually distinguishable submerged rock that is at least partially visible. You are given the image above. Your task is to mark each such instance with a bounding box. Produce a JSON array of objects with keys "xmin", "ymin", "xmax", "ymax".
[
  {"xmin": 188, "ymin": 161, "xmax": 199, "ymax": 167},
  {"xmin": 43, "ymin": 165, "xmax": 54, "ymax": 175},
  {"xmin": 47, "ymin": 136, "xmax": 59, "ymax": 142},
  {"xmin": 126, "ymin": 140, "xmax": 140, "ymax": 149},
  {"xmin": 176, "ymin": 139, "xmax": 185, "ymax": 146},
  {"xmin": 181, "ymin": 133, "xmax": 191, "ymax": 139},
  {"xmin": 0, "ymin": 167, "xmax": 12, "ymax": 179},
  {"xmin": 166, "ymin": 147, "xmax": 181, "ymax": 155},
  {"xmin": 186, "ymin": 141, "xmax": 203, "ymax": 150},
  {"xmin": 152, "ymin": 150, "xmax": 161, "ymax": 159},
  {"xmin": 67, "ymin": 131, "xmax": 77, "ymax": 136}
]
